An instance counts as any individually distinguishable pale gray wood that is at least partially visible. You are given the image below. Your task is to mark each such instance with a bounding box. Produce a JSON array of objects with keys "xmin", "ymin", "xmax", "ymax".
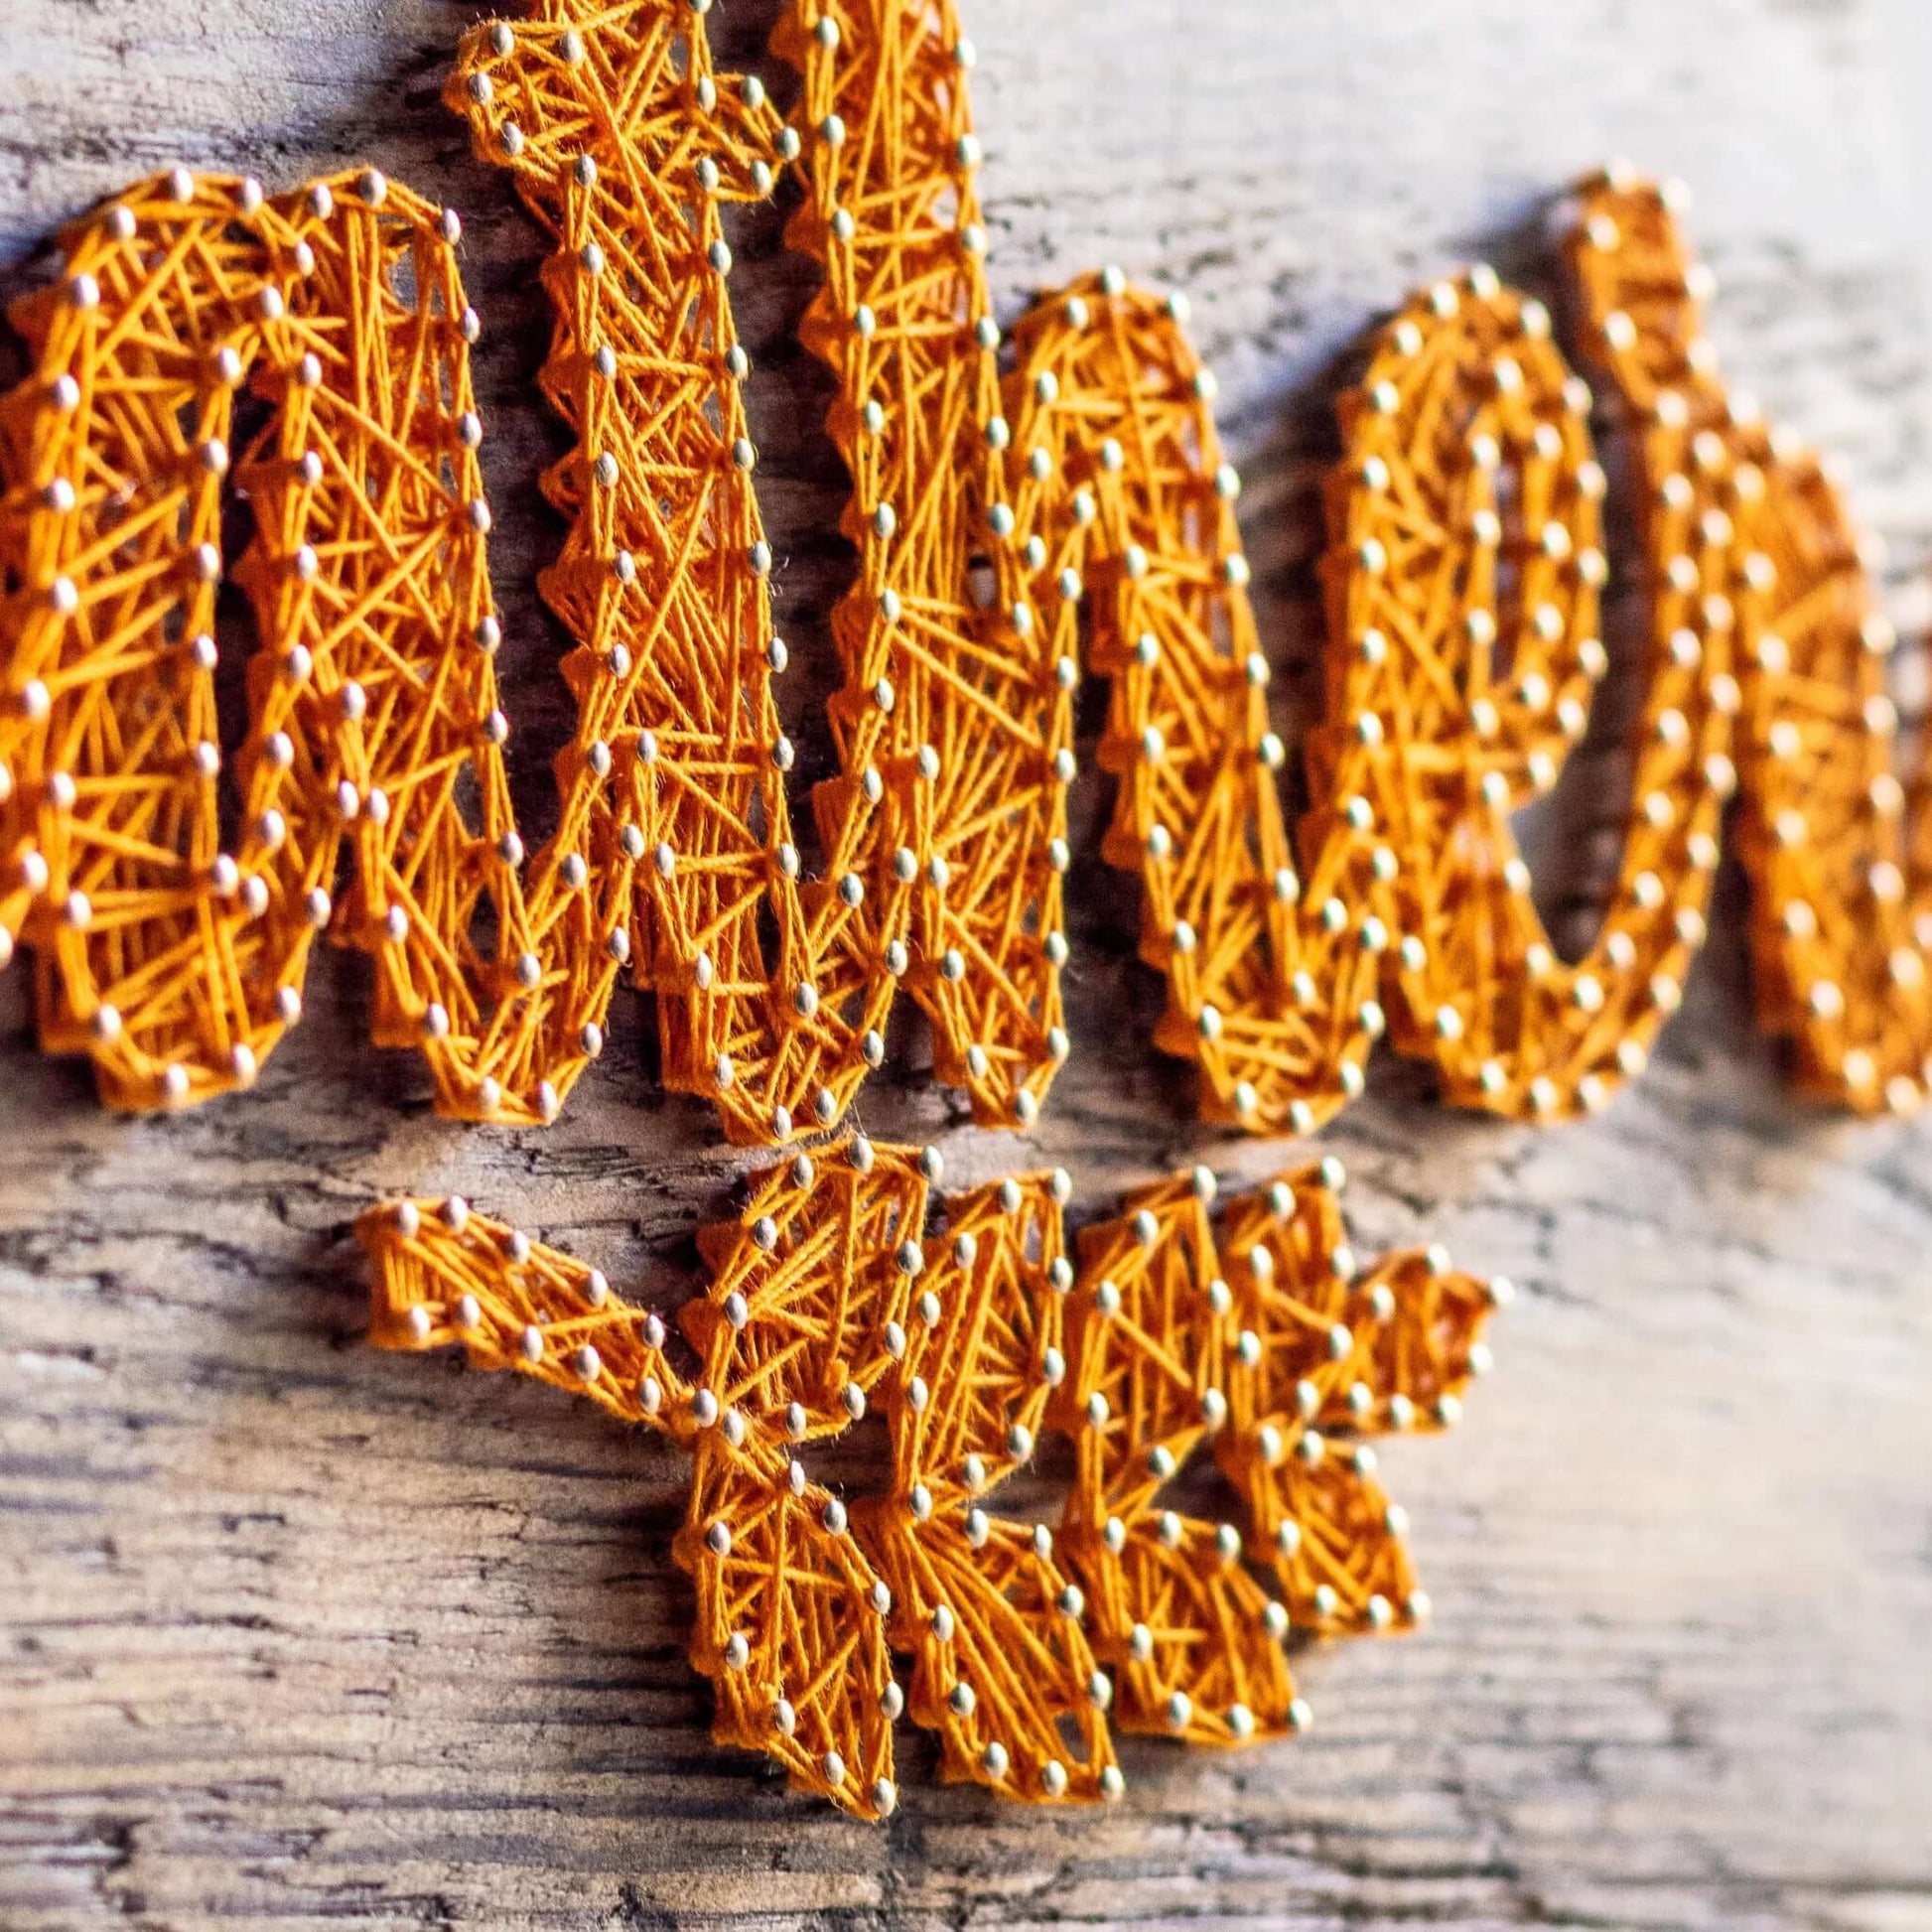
[{"xmin": 3, "ymin": 1, "xmax": 1931, "ymax": 1927}]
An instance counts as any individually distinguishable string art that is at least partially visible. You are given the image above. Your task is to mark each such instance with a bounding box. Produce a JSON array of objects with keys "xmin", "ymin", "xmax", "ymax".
[
  {"xmin": 0, "ymin": 0, "xmax": 1069, "ymax": 1138},
  {"xmin": 0, "ymin": 1, "xmax": 1926, "ymax": 1134},
  {"xmin": 0, "ymin": 0, "xmax": 1510, "ymax": 1828},
  {"xmin": 361, "ymin": 1144, "xmax": 1499, "ymax": 1816},
  {"xmin": 987, "ymin": 172, "xmax": 1929, "ymax": 1128},
  {"xmin": 0, "ymin": 0, "xmax": 1918, "ymax": 1822},
  {"xmin": 1566, "ymin": 178, "xmax": 1932, "ymax": 1114}
]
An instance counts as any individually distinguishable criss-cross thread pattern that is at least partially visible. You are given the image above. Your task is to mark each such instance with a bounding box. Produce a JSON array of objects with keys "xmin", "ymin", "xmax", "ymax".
[
  {"xmin": 361, "ymin": 1144, "xmax": 1495, "ymax": 1816},
  {"xmin": 1565, "ymin": 174, "xmax": 1932, "ymax": 1113},
  {"xmin": 0, "ymin": 0, "xmax": 1072, "ymax": 1138},
  {"xmin": 0, "ymin": 168, "xmax": 601, "ymax": 1111},
  {"xmin": 779, "ymin": 0, "xmax": 1072, "ymax": 1125},
  {"xmin": 1051, "ymin": 1164, "xmax": 1498, "ymax": 1745},
  {"xmin": 360, "ymin": 1140, "xmax": 1112, "ymax": 1818},
  {"xmin": 983, "ymin": 258, "xmax": 1700, "ymax": 1133},
  {"xmin": 983, "ymin": 172, "xmax": 1928, "ymax": 1129},
  {"xmin": 0, "ymin": 35, "xmax": 800, "ymax": 1124},
  {"xmin": 2, "ymin": 7, "xmax": 1925, "ymax": 1131}
]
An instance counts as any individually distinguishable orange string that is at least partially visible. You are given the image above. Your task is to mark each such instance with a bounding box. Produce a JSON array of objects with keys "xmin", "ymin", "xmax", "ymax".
[
  {"xmin": 1052, "ymin": 1162, "xmax": 1496, "ymax": 1743},
  {"xmin": 16, "ymin": 0, "xmax": 1912, "ymax": 1831},
  {"xmin": 361, "ymin": 1140, "xmax": 1497, "ymax": 1815},
  {"xmin": 0, "ymin": 0, "xmax": 1073, "ymax": 1142},
  {"xmin": 0, "ymin": 11, "xmax": 1924, "ymax": 1136},
  {"xmin": 1569, "ymin": 175, "xmax": 1932, "ymax": 1113},
  {"xmin": 984, "ymin": 169, "xmax": 1928, "ymax": 1130}
]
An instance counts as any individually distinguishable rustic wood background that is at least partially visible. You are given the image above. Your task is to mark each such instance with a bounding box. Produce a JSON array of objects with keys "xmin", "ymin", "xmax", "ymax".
[{"xmin": 4, "ymin": 1, "xmax": 1931, "ymax": 1926}]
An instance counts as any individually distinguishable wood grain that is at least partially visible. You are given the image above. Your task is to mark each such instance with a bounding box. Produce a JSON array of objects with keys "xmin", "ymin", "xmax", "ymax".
[{"xmin": 3, "ymin": 2, "xmax": 1931, "ymax": 1926}]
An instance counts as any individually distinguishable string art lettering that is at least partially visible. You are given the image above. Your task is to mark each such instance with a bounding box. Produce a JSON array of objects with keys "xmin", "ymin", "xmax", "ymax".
[
  {"xmin": 1011, "ymin": 172, "xmax": 1928, "ymax": 1128},
  {"xmin": 360, "ymin": 15, "xmax": 1495, "ymax": 1806},
  {"xmin": 0, "ymin": 2, "xmax": 1923, "ymax": 1136},
  {"xmin": 0, "ymin": 0, "xmax": 1069, "ymax": 1138}
]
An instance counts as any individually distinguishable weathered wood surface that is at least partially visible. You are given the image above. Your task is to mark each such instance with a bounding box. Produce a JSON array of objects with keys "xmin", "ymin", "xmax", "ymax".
[{"xmin": 4, "ymin": 0, "xmax": 1932, "ymax": 1926}]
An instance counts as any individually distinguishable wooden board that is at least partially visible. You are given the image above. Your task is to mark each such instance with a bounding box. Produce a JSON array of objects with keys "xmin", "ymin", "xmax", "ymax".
[{"xmin": 4, "ymin": 1, "xmax": 1931, "ymax": 1925}]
